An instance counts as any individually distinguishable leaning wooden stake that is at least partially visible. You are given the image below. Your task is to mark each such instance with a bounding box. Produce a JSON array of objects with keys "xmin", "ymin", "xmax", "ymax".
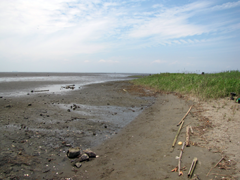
[
  {"xmin": 188, "ymin": 157, "xmax": 198, "ymax": 178},
  {"xmin": 177, "ymin": 105, "xmax": 193, "ymax": 126},
  {"xmin": 178, "ymin": 142, "xmax": 185, "ymax": 176},
  {"xmin": 172, "ymin": 121, "xmax": 184, "ymax": 149},
  {"xmin": 189, "ymin": 125, "xmax": 194, "ymax": 134},
  {"xmin": 186, "ymin": 126, "xmax": 190, "ymax": 147},
  {"xmin": 206, "ymin": 156, "xmax": 225, "ymax": 176}
]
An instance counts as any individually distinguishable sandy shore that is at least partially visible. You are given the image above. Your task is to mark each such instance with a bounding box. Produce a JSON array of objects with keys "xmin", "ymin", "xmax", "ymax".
[{"xmin": 0, "ymin": 80, "xmax": 239, "ymax": 179}]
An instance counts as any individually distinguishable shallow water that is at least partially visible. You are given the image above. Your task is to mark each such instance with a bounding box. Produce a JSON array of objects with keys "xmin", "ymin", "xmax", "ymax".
[{"xmin": 0, "ymin": 72, "xmax": 138, "ymax": 97}]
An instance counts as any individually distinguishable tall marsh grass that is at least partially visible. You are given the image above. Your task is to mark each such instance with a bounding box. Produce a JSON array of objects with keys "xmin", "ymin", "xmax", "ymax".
[{"xmin": 132, "ymin": 71, "xmax": 240, "ymax": 99}]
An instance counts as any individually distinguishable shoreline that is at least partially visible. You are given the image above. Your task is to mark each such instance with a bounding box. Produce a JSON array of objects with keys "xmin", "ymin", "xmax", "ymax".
[
  {"xmin": 77, "ymin": 93, "xmax": 239, "ymax": 180},
  {"xmin": 0, "ymin": 80, "xmax": 239, "ymax": 179}
]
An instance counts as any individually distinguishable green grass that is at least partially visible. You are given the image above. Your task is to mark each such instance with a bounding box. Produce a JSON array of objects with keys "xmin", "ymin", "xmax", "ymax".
[{"xmin": 132, "ymin": 71, "xmax": 240, "ymax": 99}]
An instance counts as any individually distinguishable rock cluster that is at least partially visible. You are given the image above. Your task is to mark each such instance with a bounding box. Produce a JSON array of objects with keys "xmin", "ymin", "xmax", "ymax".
[
  {"xmin": 67, "ymin": 147, "xmax": 97, "ymax": 168},
  {"xmin": 62, "ymin": 85, "xmax": 75, "ymax": 90},
  {"xmin": 70, "ymin": 104, "xmax": 80, "ymax": 110}
]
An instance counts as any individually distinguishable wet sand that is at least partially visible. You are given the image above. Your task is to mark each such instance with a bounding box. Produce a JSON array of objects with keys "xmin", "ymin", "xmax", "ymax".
[{"xmin": 0, "ymin": 80, "xmax": 238, "ymax": 179}]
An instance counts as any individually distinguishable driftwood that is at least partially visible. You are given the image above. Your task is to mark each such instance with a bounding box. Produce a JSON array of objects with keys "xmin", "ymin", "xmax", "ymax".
[
  {"xmin": 172, "ymin": 121, "xmax": 184, "ymax": 149},
  {"xmin": 177, "ymin": 105, "xmax": 193, "ymax": 126},
  {"xmin": 31, "ymin": 90, "xmax": 49, "ymax": 93},
  {"xmin": 186, "ymin": 126, "xmax": 190, "ymax": 147},
  {"xmin": 206, "ymin": 156, "xmax": 225, "ymax": 176},
  {"xmin": 178, "ymin": 142, "xmax": 185, "ymax": 176},
  {"xmin": 189, "ymin": 125, "xmax": 194, "ymax": 134},
  {"xmin": 188, "ymin": 157, "xmax": 198, "ymax": 178}
]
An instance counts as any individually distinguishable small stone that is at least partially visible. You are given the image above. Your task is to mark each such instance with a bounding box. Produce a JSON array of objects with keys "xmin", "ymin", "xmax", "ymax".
[
  {"xmin": 67, "ymin": 109, "xmax": 71, "ymax": 112},
  {"xmin": 28, "ymin": 103, "xmax": 32, "ymax": 106},
  {"xmin": 5, "ymin": 105, "xmax": 12, "ymax": 108},
  {"xmin": 78, "ymin": 153, "xmax": 89, "ymax": 162},
  {"xmin": 67, "ymin": 147, "xmax": 81, "ymax": 158},
  {"xmin": 75, "ymin": 162, "xmax": 82, "ymax": 168}
]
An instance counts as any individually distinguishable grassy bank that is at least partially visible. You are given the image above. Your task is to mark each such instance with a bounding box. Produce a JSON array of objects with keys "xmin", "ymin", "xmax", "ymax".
[{"xmin": 132, "ymin": 71, "xmax": 240, "ymax": 99}]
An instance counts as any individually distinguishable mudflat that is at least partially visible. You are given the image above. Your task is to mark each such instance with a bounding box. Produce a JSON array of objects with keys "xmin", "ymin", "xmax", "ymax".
[{"xmin": 0, "ymin": 80, "xmax": 239, "ymax": 179}]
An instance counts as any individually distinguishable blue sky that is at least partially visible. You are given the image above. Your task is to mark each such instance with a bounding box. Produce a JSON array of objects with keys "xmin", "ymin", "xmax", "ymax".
[{"xmin": 0, "ymin": 0, "xmax": 240, "ymax": 73}]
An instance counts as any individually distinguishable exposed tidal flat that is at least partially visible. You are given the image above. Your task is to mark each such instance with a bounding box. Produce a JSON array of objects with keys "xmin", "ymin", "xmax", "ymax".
[
  {"xmin": 0, "ymin": 73, "xmax": 155, "ymax": 179},
  {"xmin": 0, "ymin": 72, "xmax": 239, "ymax": 179}
]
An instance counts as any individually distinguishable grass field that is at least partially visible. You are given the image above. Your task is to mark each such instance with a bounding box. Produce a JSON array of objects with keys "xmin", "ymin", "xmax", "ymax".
[{"xmin": 132, "ymin": 71, "xmax": 240, "ymax": 99}]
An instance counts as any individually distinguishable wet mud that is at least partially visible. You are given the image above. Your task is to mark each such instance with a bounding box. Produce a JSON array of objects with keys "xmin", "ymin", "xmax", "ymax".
[{"xmin": 0, "ymin": 81, "xmax": 155, "ymax": 179}]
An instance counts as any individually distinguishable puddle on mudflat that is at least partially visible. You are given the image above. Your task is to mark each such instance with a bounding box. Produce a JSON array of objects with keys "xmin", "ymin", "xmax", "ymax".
[{"xmin": 58, "ymin": 103, "xmax": 144, "ymax": 128}]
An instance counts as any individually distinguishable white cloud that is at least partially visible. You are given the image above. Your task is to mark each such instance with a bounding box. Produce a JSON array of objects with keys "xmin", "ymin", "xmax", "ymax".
[
  {"xmin": 211, "ymin": 1, "xmax": 240, "ymax": 11},
  {"xmin": 0, "ymin": 0, "xmax": 239, "ymax": 65},
  {"xmin": 127, "ymin": 2, "xmax": 210, "ymax": 40}
]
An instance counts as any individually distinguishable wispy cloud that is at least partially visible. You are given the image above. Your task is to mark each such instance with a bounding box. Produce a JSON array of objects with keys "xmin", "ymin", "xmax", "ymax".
[
  {"xmin": 0, "ymin": 0, "xmax": 239, "ymax": 71},
  {"xmin": 211, "ymin": 1, "xmax": 240, "ymax": 11}
]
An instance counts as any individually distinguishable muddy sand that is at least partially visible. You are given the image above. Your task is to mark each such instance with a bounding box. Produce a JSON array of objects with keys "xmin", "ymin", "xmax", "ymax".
[{"xmin": 0, "ymin": 81, "xmax": 239, "ymax": 179}]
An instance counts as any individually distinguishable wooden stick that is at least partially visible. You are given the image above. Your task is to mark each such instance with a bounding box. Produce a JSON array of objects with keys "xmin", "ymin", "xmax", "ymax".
[
  {"xmin": 206, "ymin": 156, "xmax": 225, "ymax": 176},
  {"xmin": 186, "ymin": 126, "xmax": 190, "ymax": 147},
  {"xmin": 172, "ymin": 121, "xmax": 184, "ymax": 148},
  {"xmin": 189, "ymin": 125, "xmax": 194, "ymax": 134},
  {"xmin": 178, "ymin": 142, "xmax": 185, "ymax": 176},
  {"xmin": 177, "ymin": 105, "xmax": 193, "ymax": 126},
  {"xmin": 188, "ymin": 157, "xmax": 198, "ymax": 178}
]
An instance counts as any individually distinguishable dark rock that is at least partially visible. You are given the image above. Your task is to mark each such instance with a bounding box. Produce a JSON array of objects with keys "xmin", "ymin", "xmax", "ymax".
[
  {"xmin": 5, "ymin": 105, "xmax": 12, "ymax": 108},
  {"xmin": 42, "ymin": 168, "xmax": 50, "ymax": 173},
  {"xmin": 67, "ymin": 147, "xmax": 81, "ymax": 158},
  {"xmin": 67, "ymin": 109, "xmax": 71, "ymax": 112},
  {"xmin": 83, "ymin": 149, "xmax": 97, "ymax": 158},
  {"xmin": 28, "ymin": 103, "xmax": 32, "ymax": 106}
]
